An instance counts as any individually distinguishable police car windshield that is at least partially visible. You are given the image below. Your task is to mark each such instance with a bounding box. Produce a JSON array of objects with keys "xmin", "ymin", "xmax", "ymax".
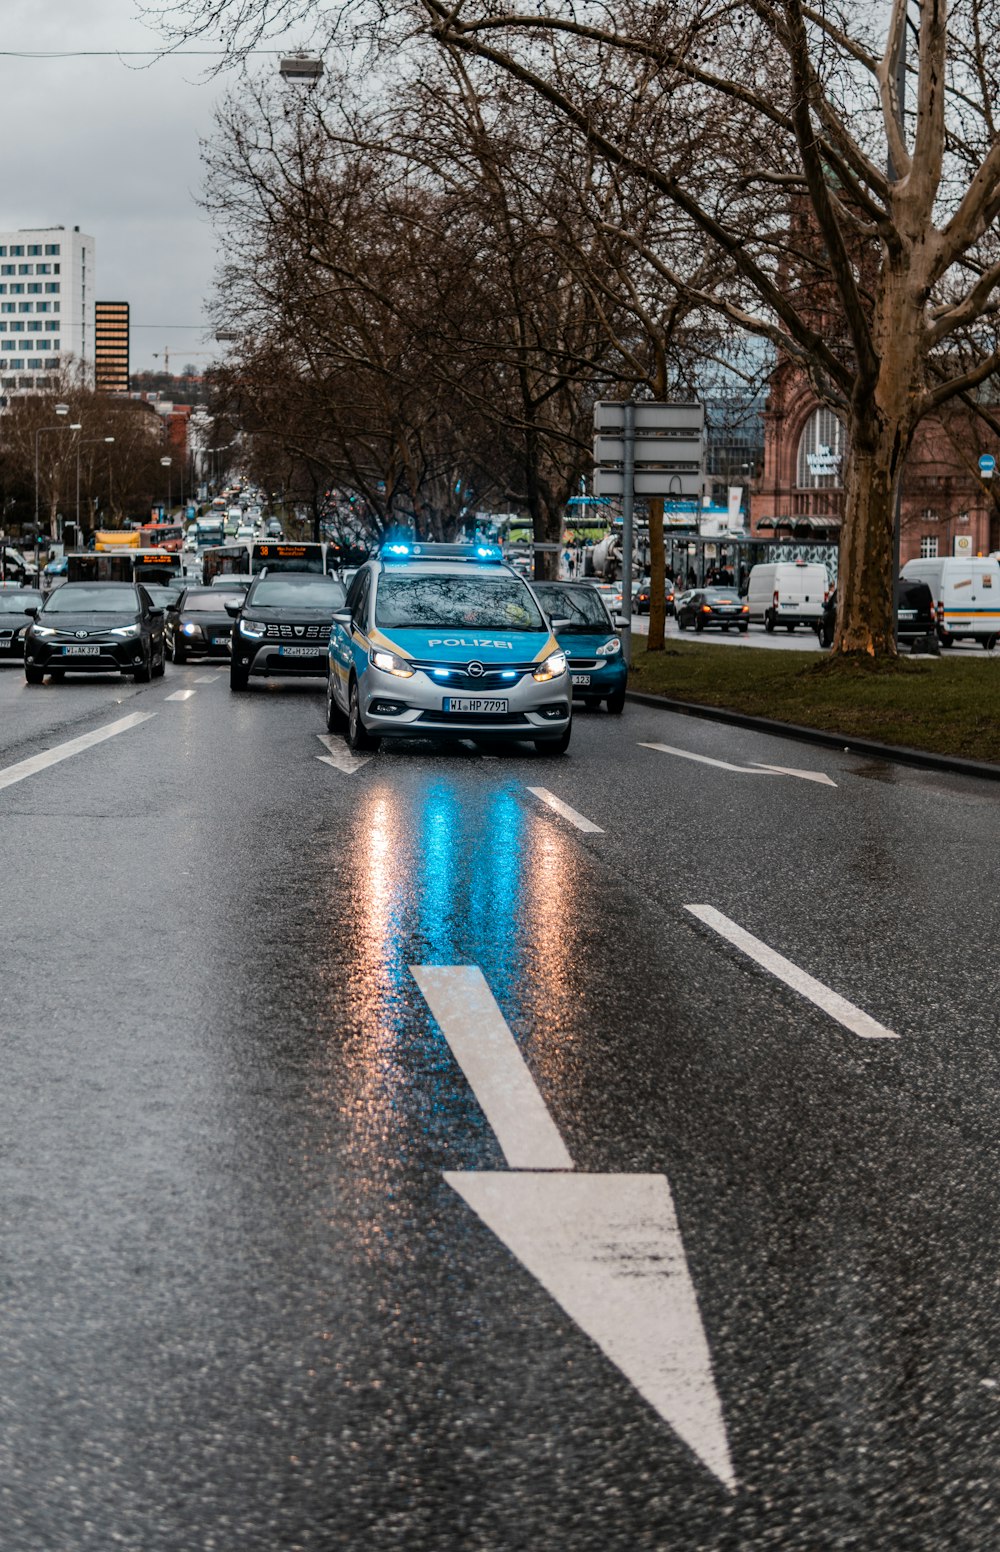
[
  {"xmin": 42, "ymin": 585, "xmax": 138, "ymax": 613},
  {"xmin": 376, "ymin": 575, "xmax": 545, "ymax": 632},
  {"xmin": 249, "ymin": 578, "xmax": 346, "ymax": 607},
  {"xmin": 532, "ymin": 584, "xmax": 609, "ymax": 629}
]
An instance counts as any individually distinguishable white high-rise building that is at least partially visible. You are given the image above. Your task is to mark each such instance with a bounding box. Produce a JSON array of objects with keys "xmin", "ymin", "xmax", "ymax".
[{"xmin": 0, "ymin": 225, "xmax": 95, "ymax": 390}]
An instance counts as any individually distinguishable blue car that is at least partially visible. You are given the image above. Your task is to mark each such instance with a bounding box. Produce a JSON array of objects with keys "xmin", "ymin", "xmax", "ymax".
[
  {"xmin": 326, "ymin": 542, "xmax": 572, "ymax": 754},
  {"xmin": 531, "ymin": 580, "xmax": 627, "ymax": 713}
]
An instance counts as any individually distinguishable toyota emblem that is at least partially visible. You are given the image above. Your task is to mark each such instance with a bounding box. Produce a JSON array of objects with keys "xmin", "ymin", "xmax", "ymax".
[
  {"xmin": 467, "ymin": 661, "xmax": 485, "ymax": 678},
  {"xmin": 76, "ymin": 630, "xmax": 88, "ymax": 639}
]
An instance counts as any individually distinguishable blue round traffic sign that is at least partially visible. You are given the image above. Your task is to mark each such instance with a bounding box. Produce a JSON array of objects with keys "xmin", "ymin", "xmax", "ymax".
[{"xmin": 979, "ymin": 453, "xmax": 996, "ymax": 474}]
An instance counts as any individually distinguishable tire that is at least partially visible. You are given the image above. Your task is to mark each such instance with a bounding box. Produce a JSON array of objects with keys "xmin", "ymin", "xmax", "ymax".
[
  {"xmin": 230, "ymin": 662, "xmax": 249, "ymax": 690},
  {"xmin": 152, "ymin": 646, "xmax": 165, "ymax": 678},
  {"xmin": 134, "ymin": 655, "xmax": 152, "ymax": 683},
  {"xmin": 535, "ymin": 723, "xmax": 571, "ymax": 755},
  {"xmin": 173, "ymin": 639, "xmax": 187, "ymax": 665},
  {"xmin": 786, "ymin": 624, "xmax": 796, "ymax": 633},
  {"xmin": 677, "ymin": 617, "xmax": 687, "ymax": 631},
  {"xmin": 739, "ymin": 625, "xmax": 749, "ymax": 635},
  {"xmin": 25, "ymin": 664, "xmax": 44, "ymax": 684},
  {"xmin": 346, "ymin": 677, "xmax": 380, "ymax": 751},
  {"xmin": 695, "ymin": 617, "xmax": 705, "ymax": 633},
  {"xmin": 764, "ymin": 611, "xmax": 775, "ymax": 634},
  {"xmin": 325, "ymin": 674, "xmax": 346, "ymax": 731},
  {"xmin": 938, "ymin": 629, "xmax": 953, "ymax": 648},
  {"xmin": 606, "ymin": 688, "xmax": 626, "ymax": 714},
  {"xmin": 984, "ymin": 635, "xmax": 997, "ymax": 651}
]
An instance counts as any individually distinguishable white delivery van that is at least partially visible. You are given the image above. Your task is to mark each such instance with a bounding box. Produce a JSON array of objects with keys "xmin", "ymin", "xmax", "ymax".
[
  {"xmin": 900, "ymin": 556, "xmax": 1000, "ymax": 647},
  {"xmin": 746, "ymin": 560, "xmax": 830, "ymax": 631}
]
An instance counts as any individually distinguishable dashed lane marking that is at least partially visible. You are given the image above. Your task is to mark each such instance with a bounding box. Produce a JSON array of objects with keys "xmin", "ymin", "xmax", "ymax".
[
  {"xmin": 193, "ymin": 675, "xmax": 216, "ymax": 684},
  {"xmin": 640, "ymin": 742, "xmax": 837, "ymax": 786},
  {"xmin": 526, "ymin": 786, "xmax": 604, "ymax": 833},
  {"xmin": 685, "ymin": 905, "xmax": 898, "ymax": 1041},
  {"xmin": 315, "ymin": 733, "xmax": 372, "ymax": 775},
  {"xmin": 165, "ymin": 690, "xmax": 197, "ymax": 701},
  {"xmin": 0, "ymin": 712, "xmax": 155, "ymax": 793},
  {"xmin": 412, "ymin": 964, "xmax": 735, "ymax": 1490}
]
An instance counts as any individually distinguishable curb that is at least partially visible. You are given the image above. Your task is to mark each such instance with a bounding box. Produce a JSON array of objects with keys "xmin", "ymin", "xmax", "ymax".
[{"xmin": 624, "ymin": 690, "xmax": 1000, "ymax": 783}]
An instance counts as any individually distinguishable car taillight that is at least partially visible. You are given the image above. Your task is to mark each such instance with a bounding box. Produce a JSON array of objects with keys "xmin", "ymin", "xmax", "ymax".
[
  {"xmin": 741, "ymin": 604, "xmax": 749, "ymax": 613},
  {"xmin": 773, "ymin": 590, "xmax": 780, "ymax": 607},
  {"xmin": 935, "ymin": 599, "xmax": 944, "ymax": 623},
  {"xmin": 701, "ymin": 604, "xmax": 712, "ymax": 613}
]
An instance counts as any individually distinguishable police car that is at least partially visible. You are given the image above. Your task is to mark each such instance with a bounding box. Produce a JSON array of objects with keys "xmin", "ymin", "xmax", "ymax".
[{"xmin": 326, "ymin": 543, "xmax": 572, "ymax": 753}]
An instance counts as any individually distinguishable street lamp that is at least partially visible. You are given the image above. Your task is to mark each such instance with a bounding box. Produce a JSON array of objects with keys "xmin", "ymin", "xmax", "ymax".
[
  {"xmin": 161, "ymin": 456, "xmax": 173, "ymax": 518},
  {"xmin": 77, "ymin": 437, "xmax": 114, "ymax": 537},
  {"xmin": 34, "ymin": 411, "xmax": 82, "ymax": 554}
]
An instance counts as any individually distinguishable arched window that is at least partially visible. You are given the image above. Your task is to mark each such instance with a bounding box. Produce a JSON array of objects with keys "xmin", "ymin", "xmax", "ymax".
[{"xmin": 796, "ymin": 406, "xmax": 846, "ymax": 489}]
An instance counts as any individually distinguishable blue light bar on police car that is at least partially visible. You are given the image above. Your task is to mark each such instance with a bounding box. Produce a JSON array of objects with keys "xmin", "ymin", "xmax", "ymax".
[{"xmin": 378, "ymin": 541, "xmax": 505, "ymax": 563}]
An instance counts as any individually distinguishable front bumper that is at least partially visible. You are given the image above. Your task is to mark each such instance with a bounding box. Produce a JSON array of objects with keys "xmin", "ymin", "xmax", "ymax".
[
  {"xmin": 233, "ymin": 640, "xmax": 329, "ymax": 677},
  {"xmin": 175, "ymin": 625, "xmax": 233, "ymax": 657},
  {"xmin": 565, "ymin": 655, "xmax": 626, "ymax": 698},
  {"xmin": 347, "ymin": 660, "xmax": 572, "ymax": 740},
  {"xmin": 25, "ymin": 637, "xmax": 148, "ymax": 673},
  {"xmin": 0, "ymin": 630, "xmax": 27, "ymax": 658}
]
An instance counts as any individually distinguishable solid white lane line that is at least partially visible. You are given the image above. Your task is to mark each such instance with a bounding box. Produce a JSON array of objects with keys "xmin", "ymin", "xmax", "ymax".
[
  {"xmin": 315, "ymin": 733, "xmax": 372, "ymax": 774},
  {"xmin": 0, "ymin": 712, "xmax": 155, "ymax": 793},
  {"xmin": 411, "ymin": 965, "xmax": 574, "ymax": 1170},
  {"xmin": 165, "ymin": 689, "xmax": 196, "ymax": 701},
  {"xmin": 640, "ymin": 743, "xmax": 836, "ymax": 787},
  {"xmin": 527, "ymin": 786, "xmax": 604, "ymax": 833},
  {"xmin": 685, "ymin": 904, "xmax": 899, "ymax": 1041}
]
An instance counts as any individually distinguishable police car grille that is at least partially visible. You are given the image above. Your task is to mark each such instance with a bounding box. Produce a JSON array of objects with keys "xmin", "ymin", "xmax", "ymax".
[
  {"xmin": 417, "ymin": 709, "xmax": 531, "ymax": 726},
  {"xmin": 410, "ymin": 660, "xmax": 535, "ymax": 689},
  {"xmin": 264, "ymin": 622, "xmax": 327, "ymax": 639}
]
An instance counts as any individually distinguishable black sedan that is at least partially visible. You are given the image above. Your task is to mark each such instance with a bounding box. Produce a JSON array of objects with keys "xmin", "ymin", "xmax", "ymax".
[
  {"xmin": 0, "ymin": 586, "xmax": 42, "ymax": 659},
  {"xmin": 815, "ymin": 580, "xmax": 936, "ymax": 649},
  {"xmin": 23, "ymin": 582, "xmax": 166, "ymax": 684},
  {"xmin": 676, "ymin": 588, "xmax": 749, "ymax": 632},
  {"xmin": 165, "ymin": 586, "xmax": 247, "ymax": 664},
  {"xmin": 227, "ymin": 572, "xmax": 346, "ymax": 690}
]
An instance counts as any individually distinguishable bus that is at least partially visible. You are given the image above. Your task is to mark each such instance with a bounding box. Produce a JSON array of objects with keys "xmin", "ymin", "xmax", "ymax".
[
  {"xmin": 202, "ymin": 543, "xmax": 252, "ymax": 586},
  {"xmin": 94, "ymin": 529, "xmax": 141, "ymax": 551},
  {"xmin": 67, "ymin": 551, "xmax": 183, "ymax": 586},
  {"xmin": 138, "ymin": 523, "xmax": 184, "ymax": 553},
  {"xmin": 250, "ymin": 541, "xmax": 327, "ymax": 576}
]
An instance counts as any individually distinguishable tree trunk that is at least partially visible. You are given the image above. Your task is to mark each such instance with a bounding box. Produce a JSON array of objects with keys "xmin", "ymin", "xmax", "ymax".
[
  {"xmin": 647, "ymin": 496, "xmax": 666, "ymax": 650},
  {"xmin": 835, "ymin": 408, "xmax": 912, "ymax": 656}
]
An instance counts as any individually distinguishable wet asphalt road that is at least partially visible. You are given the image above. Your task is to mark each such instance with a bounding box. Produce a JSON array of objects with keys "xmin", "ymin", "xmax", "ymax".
[{"xmin": 1, "ymin": 658, "xmax": 999, "ymax": 1551}]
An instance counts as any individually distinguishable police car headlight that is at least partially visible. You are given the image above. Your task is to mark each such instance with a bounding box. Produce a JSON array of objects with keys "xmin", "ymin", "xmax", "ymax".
[
  {"xmin": 370, "ymin": 647, "xmax": 414, "ymax": 678},
  {"xmin": 239, "ymin": 618, "xmax": 266, "ymax": 638},
  {"xmin": 596, "ymin": 636, "xmax": 621, "ymax": 656},
  {"xmin": 532, "ymin": 650, "xmax": 568, "ymax": 682},
  {"xmin": 111, "ymin": 624, "xmax": 140, "ymax": 638}
]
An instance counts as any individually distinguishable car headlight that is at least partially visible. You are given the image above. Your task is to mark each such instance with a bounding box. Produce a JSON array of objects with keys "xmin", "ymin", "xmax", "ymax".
[
  {"xmin": 239, "ymin": 618, "xmax": 266, "ymax": 638},
  {"xmin": 32, "ymin": 625, "xmax": 56, "ymax": 637},
  {"xmin": 532, "ymin": 650, "xmax": 568, "ymax": 682},
  {"xmin": 112, "ymin": 623, "xmax": 141, "ymax": 638},
  {"xmin": 370, "ymin": 647, "xmax": 414, "ymax": 678},
  {"xmin": 181, "ymin": 621, "xmax": 202, "ymax": 636},
  {"xmin": 596, "ymin": 636, "xmax": 621, "ymax": 656}
]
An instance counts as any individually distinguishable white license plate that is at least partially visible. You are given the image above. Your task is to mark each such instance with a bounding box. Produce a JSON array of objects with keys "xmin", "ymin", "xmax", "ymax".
[
  {"xmin": 211, "ymin": 636, "xmax": 228, "ymax": 645},
  {"xmin": 572, "ymin": 674, "xmax": 591, "ymax": 686},
  {"xmin": 278, "ymin": 645, "xmax": 317, "ymax": 657},
  {"xmin": 898, "ymin": 611, "xmax": 916, "ymax": 622},
  {"xmin": 443, "ymin": 697, "xmax": 508, "ymax": 713},
  {"xmin": 64, "ymin": 644, "xmax": 100, "ymax": 655}
]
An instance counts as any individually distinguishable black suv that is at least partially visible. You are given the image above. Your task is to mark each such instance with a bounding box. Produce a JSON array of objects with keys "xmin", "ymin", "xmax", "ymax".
[
  {"xmin": 227, "ymin": 571, "xmax": 346, "ymax": 690},
  {"xmin": 23, "ymin": 581, "xmax": 166, "ymax": 683},
  {"xmin": 815, "ymin": 579, "xmax": 936, "ymax": 649}
]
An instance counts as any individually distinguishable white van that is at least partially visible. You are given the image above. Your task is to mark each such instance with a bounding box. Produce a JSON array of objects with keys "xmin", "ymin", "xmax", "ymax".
[
  {"xmin": 746, "ymin": 560, "xmax": 830, "ymax": 631},
  {"xmin": 900, "ymin": 556, "xmax": 1000, "ymax": 647}
]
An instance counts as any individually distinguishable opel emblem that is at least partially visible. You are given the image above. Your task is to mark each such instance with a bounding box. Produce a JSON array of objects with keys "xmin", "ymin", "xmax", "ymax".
[
  {"xmin": 467, "ymin": 660, "xmax": 485, "ymax": 678},
  {"xmin": 76, "ymin": 630, "xmax": 88, "ymax": 639}
]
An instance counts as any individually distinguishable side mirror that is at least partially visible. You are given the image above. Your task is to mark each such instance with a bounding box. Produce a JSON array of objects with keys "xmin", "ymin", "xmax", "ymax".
[
  {"xmin": 614, "ymin": 615, "xmax": 628, "ymax": 628},
  {"xmin": 149, "ymin": 608, "xmax": 164, "ymax": 620},
  {"xmin": 332, "ymin": 609, "xmax": 352, "ymax": 627},
  {"xmin": 550, "ymin": 616, "xmax": 572, "ymax": 631},
  {"xmin": 224, "ymin": 600, "xmax": 241, "ymax": 617},
  {"xmin": 24, "ymin": 606, "xmax": 38, "ymax": 619}
]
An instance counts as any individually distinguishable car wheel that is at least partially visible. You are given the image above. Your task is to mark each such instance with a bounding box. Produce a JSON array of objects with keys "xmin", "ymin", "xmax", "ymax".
[
  {"xmin": 134, "ymin": 655, "xmax": 152, "ymax": 683},
  {"xmin": 739, "ymin": 625, "xmax": 749, "ymax": 635},
  {"xmin": 786, "ymin": 624, "xmax": 796, "ymax": 633},
  {"xmin": 535, "ymin": 723, "xmax": 571, "ymax": 754},
  {"xmin": 230, "ymin": 662, "xmax": 249, "ymax": 690},
  {"xmin": 152, "ymin": 646, "xmax": 165, "ymax": 678},
  {"xmin": 677, "ymin": 617, "xmax": 687, "ymax": 630},
  {"xmin": 764, "ymin": 611, "xmax": 775, "ymax": 633},
  {"xmin": 939, "ymin": 629, "xmax": 953, "ymax": 647},
  {"xmin": 984, "ymin": 634, "xmax": 997, "ymax": 651},
  {"xmin": 606, "ymin": 688, "xmax": 626, "ymax": 714},
  {"xmin": 695, "ymin": 617, "xmax": 705, "ymax": 632},
  {"xmin": 325, "ymin": 674, "xmax": 346, "ymax": 731},
  {"xmin": 346, "ymin": 677, "xmax": 380, "ymax": 751},
  {"xmin": 25, "ymin": 664, "xmax": 44, "ymax": 684},
  {"xmin": 173, "ymin": 639, "xmax": 187, "ymax": 665}
]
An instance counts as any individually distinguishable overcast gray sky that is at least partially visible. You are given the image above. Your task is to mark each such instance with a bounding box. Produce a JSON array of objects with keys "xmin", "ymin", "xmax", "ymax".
[{"xmin": 0, "ymin": 0, "xmax": 301, "ymax": 374}]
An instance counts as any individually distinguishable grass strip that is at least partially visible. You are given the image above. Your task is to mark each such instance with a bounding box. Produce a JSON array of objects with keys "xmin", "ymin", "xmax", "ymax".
[{"xmin": 628, "ymin": 638, "xmax": 1000, "ymax": 763}]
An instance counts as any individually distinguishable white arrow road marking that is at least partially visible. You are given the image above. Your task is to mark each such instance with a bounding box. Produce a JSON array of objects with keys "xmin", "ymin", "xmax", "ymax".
[
  {"xmin": 640, "ymin": 743, "xmax": 836, "ymax": 786},
  {"xmin": 526, "ymin": 786, "xmax": 604, "ymax": 833},
  {"xmin": 315, "ymin": 734, "xmax": 373, "ymax": 776},
  {"xmin": 445, "ymin": 1170, "xmax": 736, "ymax": 1493},
  {"xmin": 165, "ymin": 689, "xmax": 196, "ymax": 701},
  {"xmin": 0, "ymin": 711, "xmax": 155, "ymax": 793},
  {"xmin": 749, "ymin": 762, "xmax": 837, "ymax": 787},
  {"xmin": 411, "ymin": 966, "xmax": 572, "ymax": 1169},
  {"xmin": 685, "ymin": 905, "xmax": 898, "ymax": 1041},
  {"xmin": 412, "ymin": 964, "xmax": 734, "ymax": 1490}
]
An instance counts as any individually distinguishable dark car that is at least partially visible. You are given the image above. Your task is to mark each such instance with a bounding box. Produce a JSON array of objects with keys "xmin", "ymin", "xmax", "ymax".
[
  {"xmin": 815, "ymin": 580, "xmax": 936, "ymax": 649},
  {"xmin": 0, "ymin": 586, "xmax": 42, "ymax": 659},
  {"xmin": 227, "ymin": 571, "xmax": 346, "ymax": 690},
  {"xmin": 165, "ymin": 586, "xmax": 247, "ymax": 664},
  {"xmin": 23, "ymin": 581, "xmax": 166, "ymax": 684},
  {"xmin": 532, "ymin": 579, "xmax": 627, "ymax": 713},
  {"xmin": 631, "ymin": 579, "xmax": 677, "ymax": 617},
  {"xmin": 676, "ymin": 587, "xmax": 749, "ymax": 633}
]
